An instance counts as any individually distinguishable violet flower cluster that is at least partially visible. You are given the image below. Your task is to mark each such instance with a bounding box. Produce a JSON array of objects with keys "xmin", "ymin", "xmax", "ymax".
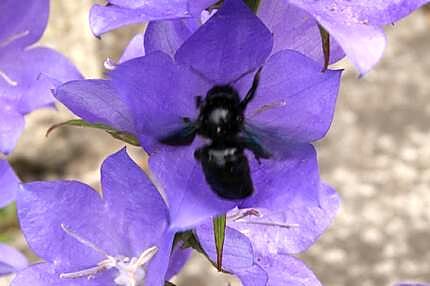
[
  {"xmin": 89, "ymin": 0, "xmax": 429, "ymax": 73},
  {"xmin": 0, "ymin": 0, "xmax": 81, "ymax": 156},
  {"xmin": 1, "ymin": 0, "xmax": 79, "ymax": 279},
  {"xmin": 1, "ymin": 0, "xmax": 429, "ymax": 285}
]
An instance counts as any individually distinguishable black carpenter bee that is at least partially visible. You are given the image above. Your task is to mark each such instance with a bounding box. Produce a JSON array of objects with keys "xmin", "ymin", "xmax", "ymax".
[{"xmin": 159, "ymin": 68, "xmax": 271, "ymax": 200}]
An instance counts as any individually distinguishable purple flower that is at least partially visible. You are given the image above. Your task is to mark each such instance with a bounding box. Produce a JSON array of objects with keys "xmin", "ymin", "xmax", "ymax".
[
  {"xmin": 195, "ymin": 221, "xmax": 324, "ymax": 285},
  {"xmin": 0, "ymin": 159, "xmax": 20, "ymax": 208},
  {"xmin": 225, "ymin": 182, "xmax": 340, "ymax": 256},
  {"xmin": 90, "ymin": 0, "xmax": 427, "ymax": 73},
  {"xmin": 194, "ymin": 184, "xmax": 339, "ymax": 285},
  {"xmin": 258, "ymin": 0, "xmax": 430, "ymax": 73},
  {"xmin": 89, "ymin": 0, "xmax": 216, "ymax": 36},
  {"xmin": 11, "ymin": 149, "xmax": 189, "ymax": 286},
  {"xmin": 0, "ymin": 0, "xmax": 81, "ymax": 155},
  {"xmin": 0, "ymin": 244, "xmax": 28, "ymax": 276},
  {"xmin": 56, "ymin": 0, "xmax": 341, "ymax": 229}
]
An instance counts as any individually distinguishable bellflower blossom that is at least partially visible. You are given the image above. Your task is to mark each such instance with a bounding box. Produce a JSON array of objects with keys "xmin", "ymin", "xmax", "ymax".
[
  {"xmin": 189, "ymin": 181, "xmax": 340, "ymax": 285},
  {"xmin": 258, "ymin": 0, "xmax": 430, "ymax": 73},
  {"xmin": 0, "ymin": 0, "xmax": 81, "ymax": 155},
  {"xmin": 196, "ymin": 221, "xmax": 324, "ymax": 285},
  {"xmin": 0, "ymin": 159, "xmax": 20, "ymax": 208},
  {"xmin": 90, "ymin": 0, "xmax": 429, "ymax": 73},
  {"xmin": 89, "ymin": 0, "xmax": 217, "ymax": 36},
  {"xmin": 11, "ymin": 149, "xmax": 189, "ymax": 286},
  {"xmin": 55, "ymin": 0, "xmax": 341, "ymax": 230},
  {"xmin": 0, "ymin": 244, "xmax": 28, "ymax": 277},
  {"xmin": 154, "ymin": 148, "xmax": 340, "ymax": 278}
]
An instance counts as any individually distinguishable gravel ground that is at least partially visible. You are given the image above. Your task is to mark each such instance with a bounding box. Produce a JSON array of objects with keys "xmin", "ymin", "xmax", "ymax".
[{"xmin": 1, "ymin": 2, "xmax": 430, "ymax": 286}]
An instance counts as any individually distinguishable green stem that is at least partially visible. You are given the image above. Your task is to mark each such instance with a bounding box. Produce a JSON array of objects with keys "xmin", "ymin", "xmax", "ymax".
[{"xmin": 213, "ymin": 214, "xmax": 227, "ymax": 271}]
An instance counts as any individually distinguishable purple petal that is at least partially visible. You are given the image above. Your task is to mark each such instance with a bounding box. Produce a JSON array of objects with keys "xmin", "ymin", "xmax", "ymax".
[
  {"xmin": 100, "ymin": 148, "xmax": 170, "ymax": 256},
  {"xmin": 17, "ymin": 180, "xmax": 109, "ymax": 269},
  {"xmin": 296, "ymin": 0, "xmax": 430, "ymax": 27},
  {"xmin": 229, "ymin": 183, "xmax": 340, "ymax": 255},
  {"xmin": 90, "ymin": 4, "xmax": 194, "ymax": 37},
  {"xmin": 0, "ymin": 103, "xmax": 24, "ymax": 155},
  {"xmin": 247, "ymin": 50, "xmax": 342, "ymax": 143},
  {"xmin": 118, "ymin": 34, "xmax": 145, "ymax": 64},
  {"xmin": 17, "ymin": 149, "xmax": 170, "ymax": 276},
  {"xmin": 110, "ymin": 52, "xmax": 210, "ymax": 153},
  {"xmin": 165, "ymin": 241, "xmax": 192, "ymax": 280},
  {"xmin": 10, "ymin": 263, "xmax": 115, "ymax": 286},
  {"xmin": 242, "ymin": 144, "xmax": 321, "ymax": 210},
  {"xmin": 0, "ymin": 47, "xmax": 82, "ymax": 115},
  {"xmin": 145, "ymin": 231, "xmax": 175, "ymax": 286},
  {"xmin": 0, "ymin": 0, "xmax": 48, "ymax": 50},
  {"xmin": 257, "ymin": 254, "xmax": 321, "ymax": 286},
  {"xmin": 236, "ymin": 264, "xmax": 269, "ymax": 286},
  {"xmin": 101, "ymin": 149, "xmax": 173, "ymax": 286},
  {"xmin": 196, "ymin": 223, "xmax": 268, "ymax": 286},
  {"xmin": 54, "ymin": 80, "xmax": 136, "ymax": 133},
  {"xmin": 145, "ymin": 19, "xmax": 198, "ymax": 58},
  {"xmin": 90, "ymin": 1, "xmax": 216, "ymax": 36},
  {"xmin": 90, "ymin": 5, "xmax": 165, "ymax": 37},
  {"xmin": 195, "ymin": 224, "xmax": 254, "ymax": 270},
  {"xmin": 0, "ymin": 159, "xmax": 20, "ymax": 208},
  {"xmin": 107, "ymin": 0, "xmax": 216, "ymax": 11},
  {"xmin": 175, "ymin": 0, "xmax": 273, "ymax": 84},
  {"xmin": 257, "ymin": 0, "xmax": 344, "ymax": 64},
  {"xmin": 288, "ymin": 0, "xmax": 394, "ymax": 73},
  {"xmin": 149, "ymin": 147, "xmax": 236, "ymax": 230},
  {"xmin": 0, "ymin": 244, "xmax": 27, "ymax": 275}
]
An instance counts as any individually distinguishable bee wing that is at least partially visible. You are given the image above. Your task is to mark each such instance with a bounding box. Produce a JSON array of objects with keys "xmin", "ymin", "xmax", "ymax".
[
  {"xmin": 243, "ymin": 121, "xmax": 299, "ymax": 160},
  {"xmin": 157, "ymin": 121, "xmax": 198, "ymax": 146}
]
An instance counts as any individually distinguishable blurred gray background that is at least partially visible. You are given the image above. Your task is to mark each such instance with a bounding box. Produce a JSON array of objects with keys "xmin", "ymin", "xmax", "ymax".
[{"xmin": 1, "ymin": 1, "xmax": 430, "ymax": 286}]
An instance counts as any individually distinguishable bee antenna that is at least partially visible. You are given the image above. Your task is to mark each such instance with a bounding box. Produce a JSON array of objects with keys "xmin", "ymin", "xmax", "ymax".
[{"xmin": 240, "ymin": 67, "xmax": 262, "ymax": 110}]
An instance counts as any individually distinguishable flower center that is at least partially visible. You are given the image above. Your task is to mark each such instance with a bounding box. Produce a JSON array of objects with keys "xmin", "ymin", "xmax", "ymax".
[{"xmin": 59, "ymin": 224, "xmax": 158, "ymax": 286}]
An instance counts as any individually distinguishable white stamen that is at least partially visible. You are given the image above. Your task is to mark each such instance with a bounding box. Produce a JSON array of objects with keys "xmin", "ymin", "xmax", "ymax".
[
  {"xmin": 251, "ymin": 100, "xmax": 288, "ymax": 117},
  {"xmin": 60, "ymin": 259, "xmax": 115, "ymax": 279},
  {"xmin": 238, "ymin": 220, "xmax": 299, "ymax": 229},
  {"xmin": 0, "ymin": 69, "xmax": 18, "ymax": 86},
  {"xmin": 135, "ymin": 246, "xmax": 158, "ymax": 266},
  {"xmin": 230, "ymin": 209, "xmax": 261, "ymax": 221},
  {"xmin": 60, "ymin": 224, "xmax": 158, "ymax": 285},
  {"xmin": 114, "ymin": 247, "xmax": 158, "ymax": 286},
  {"xmin": 0, "ymin": 30, "xmax": 29, "ymax": 48},
  {"xmin": 230, "ymin": 209, "xmax": 299, "ymax": 229}
]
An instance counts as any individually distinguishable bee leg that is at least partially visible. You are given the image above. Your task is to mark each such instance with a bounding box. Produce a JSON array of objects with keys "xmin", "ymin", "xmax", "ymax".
[
  {"xmin": 254, "ymin": 155, "xmax": 262, "ymax": 165},
  {"xmin": 194, "ymin": 146, "xmax": 204, "ymax": 161},
  {"xmin": 182, "ymin": 117, "xmax": 191, "ymax": 123},
  {"xmin": 195, "ymin": 96, "xmax": 203, "ymax": 109},
  {"xmin": 237, "ymin": 133, "xmax": 271, "ymax": 161},
  {"xmin": 240, "ymin": 67, "xmax": 262, "ymax": 110}
]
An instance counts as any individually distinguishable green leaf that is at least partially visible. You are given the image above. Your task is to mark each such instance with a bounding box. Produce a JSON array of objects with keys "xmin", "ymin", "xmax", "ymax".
[
  {"xmin": 244, "ymin": 0, "xmax": 261, "ymax": 12},
  {"xmin": 213, "ymin": 214, "xmax": 226, "ymax": 271},
  {"xmin": 46, "ymin": 119, "xmax": 140, "ymax": 146},
  {"xmin": 318, "ymin": 24, "xmax": 331, "ymax": 72}
]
